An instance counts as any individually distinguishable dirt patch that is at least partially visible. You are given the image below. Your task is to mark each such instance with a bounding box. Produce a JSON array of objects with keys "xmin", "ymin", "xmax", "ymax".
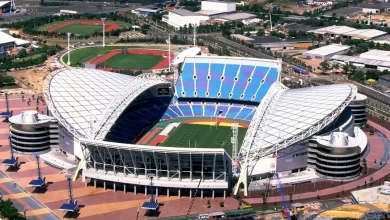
[{"xmin": 6, "ymin": 55, "xmax": 57, "ymax": 95}]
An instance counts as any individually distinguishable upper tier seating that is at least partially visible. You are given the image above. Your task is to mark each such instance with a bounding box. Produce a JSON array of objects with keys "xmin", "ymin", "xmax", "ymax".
[{"xmin": 176, "ymin": 61, "xmax": 279, "ymax": 103}]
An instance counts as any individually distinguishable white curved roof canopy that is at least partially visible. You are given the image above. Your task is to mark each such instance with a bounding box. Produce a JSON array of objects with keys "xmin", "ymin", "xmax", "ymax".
[
  {"xmin": 44, "ymin": 68, "xmax": 169, "ymax": 139},
  {"xmin": 239, "ymin": 83, "xmax": 358, "ymax": 176}
]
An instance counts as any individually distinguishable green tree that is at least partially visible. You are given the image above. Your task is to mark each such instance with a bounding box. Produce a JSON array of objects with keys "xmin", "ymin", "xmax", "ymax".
[
  {"xmin": 0, "ymin": 197, "xmax": 26, "ymax": 220},
  {"xmin": 257, "ymin": 29, "xmax": 265, "ymax": 36},
  {"xmin": 319, "ymin": 61, "xmax": 330, "ymax": 73}
]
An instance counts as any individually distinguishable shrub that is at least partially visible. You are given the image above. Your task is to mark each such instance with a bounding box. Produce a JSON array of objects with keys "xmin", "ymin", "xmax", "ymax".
[
  {"xmin": 219, "ymin": 201, "xmax": 224, "ymax": 207},
  {"xmin": 243, "ymin": 205, "xmax": 252, "ymax": 209},
  {"xmin": 317, "ymin": 195, "xmax": 320, "ymax": 200},
  {"xmin": 207, "ymin": 200, "xmax": 211, "ymax": 208}
]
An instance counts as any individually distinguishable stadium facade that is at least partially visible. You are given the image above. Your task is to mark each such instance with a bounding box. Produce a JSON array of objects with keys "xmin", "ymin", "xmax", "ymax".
[{"xmin": 27, "ymin": 53, "xmax": 368, "ymax": 198}]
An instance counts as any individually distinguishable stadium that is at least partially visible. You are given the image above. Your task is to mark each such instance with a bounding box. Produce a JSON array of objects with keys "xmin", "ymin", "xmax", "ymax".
[{"xmin": 37, "ymin": 48, "xmax": 367, "ymax": 199}]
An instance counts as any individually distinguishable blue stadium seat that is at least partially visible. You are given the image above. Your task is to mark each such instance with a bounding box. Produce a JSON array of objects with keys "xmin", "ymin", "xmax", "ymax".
[
  {"xmin": 225, "ymin": 105, "xmax": 241, "ymax": 118},
  {"xmin": 209, "ymin": 63, "xmax": 224, "ymax": 98},
  {"xmin": 215, "ymin": 104, "xmax": 229, "ymax": 117},
  {"xmin": 192, "ymin": 104, "xmax": 203, "ymax": 116},
  {"xmin": 204, "ymin": 104, "xmax": 216, "ymax": 117},
  {"xmin": 179, "ymin": 104, "xmax": 193, "ymax": 116},
  {"xmin": 179, "ymin": 63, "xmax": 195, "ymax": 97},
  {"xmin": 236, "ymin": 107, "xmax": 254, "ymax": 120},
  {"xmin": 195, "ymin": 63, "xmax": 209, "ymax": 98},
  {"xmin": 220, "ymin": 64, "xmax": 240, "ymax": 99},
  {"xmin": 253, "ymin": 68, "xmax": 279, "ymax": 102},
  {"xmin": 169, "ymin": 105, "xmax": 184, "ymax": 117},
  {"xmin": 243, "ymin": 66, "xmax": 269, "ymax": 100},
  {"xmin": 232, "ymin": 65, "xmax": 255, "ymax": 100}
]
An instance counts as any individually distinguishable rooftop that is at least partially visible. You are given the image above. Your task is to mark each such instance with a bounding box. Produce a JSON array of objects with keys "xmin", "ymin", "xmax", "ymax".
[
  {"xmin": 310, "ymin": 25, "xmax": 357, "ymax": 35},
  {"xmin": 0, "ymin": 1, "xmax": 9, "ymax": 7},
  {"xmin": 217, "ymin": 12, "xmax": 256, "ymax": 21},
  {"xmin": 9, "ymin": 111, "xmax": 53, "ymax": 125},
  {"xmin": 342, "ymin": 29, "xmax": 387, "ymax": 39},
  {"xmin": 331, "ymin": 54, "xmax": 390, "ymax": 67},
  {"xmin": 303, "ymin": 44, "xmax": 350, "ymax": 56},
  {"xmin": 360, "ymin": 49, "xmax": 390, "ymax": 62},
  {"xmin": 171, "ymin": 9, "xmax": 200, "ymax": 16},
  {"xmin": 0, "ymin": 31, "xmax": 30, "ymax": 46},
  {"xmin": 230, "ymin": 34, "xmax": 254, "ymax": 41}
]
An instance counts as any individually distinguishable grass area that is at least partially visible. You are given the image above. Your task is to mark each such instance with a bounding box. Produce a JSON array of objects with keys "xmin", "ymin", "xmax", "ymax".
[
  {"xmin": 62, "ymin": 46, "xmax": 168, "ymax": 66},
  {"xmin": 159, "ymin": 124, "xmax": 247, "ymax": 155},
  {"xmin": 102, "ymin": 54, "xmax": 164, "ymax": 70},
  {"xmin": 56, "ymin": 24, "xmax": 103, "ymax": 35},
  {"xmin": 13, "ymin": 53, "xmax": 44, "ymax": 63}
]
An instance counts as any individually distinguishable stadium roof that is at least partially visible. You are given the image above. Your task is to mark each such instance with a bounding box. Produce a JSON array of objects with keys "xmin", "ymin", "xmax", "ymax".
[
  {"xmin": 238, "ymin": 82, "xmax": 357, "ymax": 176},
  {"xmin": 44, "ymin": 68, "xmax": 169, "ymax": 139}
]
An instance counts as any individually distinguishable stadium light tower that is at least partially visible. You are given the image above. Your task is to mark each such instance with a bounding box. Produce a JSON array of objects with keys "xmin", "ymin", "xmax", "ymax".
[
  {"xmin": 67, "ymin": 32, "xmax": 71, "ymax": 66},
  {"xmin": 101, "ymin": 18, "xmax": 106, "ymax": 47}
]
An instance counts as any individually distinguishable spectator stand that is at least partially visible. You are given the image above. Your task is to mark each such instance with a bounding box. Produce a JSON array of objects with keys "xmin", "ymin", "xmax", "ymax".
[
  {"xmin": 28, "ymin": 153, "xmax": 46, "ymax": 193},
  {"xmin": 60, "ymin": 175, "xmax": 80, "ymax": 218},
  {"xmin": 2, "ymin": 134, "xmax": 18, "ymax": 171},
  {"xmin": 142, "ymin": 173, "xmax": 159, "ymax": 217}
]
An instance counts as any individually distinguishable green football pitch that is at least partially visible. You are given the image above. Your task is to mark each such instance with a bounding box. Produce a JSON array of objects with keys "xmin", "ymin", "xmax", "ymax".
[
  {"xmin": 57, "ymin": 24, "xmax": 103, "ymax": 35},
  {"xmin": 159, "ymin": 124, "xmax": 247, "ymax": 155},
  {"xmin": 102, "ymin": 54, "xmax": 164, "ymax": 70}
]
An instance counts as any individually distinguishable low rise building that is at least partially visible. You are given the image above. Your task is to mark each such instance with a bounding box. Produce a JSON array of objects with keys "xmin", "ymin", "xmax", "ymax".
[{"xmin": 302, "ymin": 44, "xmax": 350, "ymax": 60}]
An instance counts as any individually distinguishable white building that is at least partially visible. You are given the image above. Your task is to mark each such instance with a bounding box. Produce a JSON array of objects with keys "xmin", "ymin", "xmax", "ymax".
[
  {"xmin": 201, "ymin": 0, "xmax": 236, "ymax": 12},
  {"xmin": 302, "ymin": 44, "xmax": 350, "ymax": 60},
  {"xmin": 163, "ymin": 0, "xmax": 237, "ymax": 28},
  {"xmin": 163, "ymin": 9, "xmax": 209, "ymax": 29},
  {"xmin": 0, "ymin": 31, "xmax": 30, "ymax": 52}
]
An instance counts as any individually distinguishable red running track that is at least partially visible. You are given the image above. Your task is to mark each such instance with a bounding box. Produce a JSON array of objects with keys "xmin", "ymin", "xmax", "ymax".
[
  {"xmin": 136, "ymin": 132, "xmax": 151, "ymax": 145},
  {"xmin": 140, "ymin": 127, "xmax": 161, "ymax": 145},
  {"xmin": 47, "ymin": 21, "xmax": 121, "ymax": 33},
  {"xmin": 149, "ymin": 135, "xmax": 168, "ymax": 146}
]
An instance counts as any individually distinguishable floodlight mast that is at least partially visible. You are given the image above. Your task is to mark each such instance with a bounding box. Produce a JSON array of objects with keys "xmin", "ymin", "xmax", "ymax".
[
  {"xmin": 67, "ymin": 32, "xmax": 71, "ymax": 66},
  {"xmin": 101, "ymin": 18, "xmax": 106, "ymax": 47}
]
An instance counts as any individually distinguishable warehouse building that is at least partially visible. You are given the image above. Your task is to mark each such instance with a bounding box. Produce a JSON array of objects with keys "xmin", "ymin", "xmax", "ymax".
[
  {"xmin": 230, "ymin": 35, "xmax": 312, "ymax": 51},
  {"xmin": 309, "ymin": 26, "xmax": 387, "ymax": 40},
  {"xmin": 302, "ymin": 44, "xmax": 350, "ymax": 60},
  {"xmin": 163, "ymin": 9, "xmax": 208, "ymax": 29},
  {"xmin": 212, "ymin": 12, "xmax": 256, "ymax": 23}
]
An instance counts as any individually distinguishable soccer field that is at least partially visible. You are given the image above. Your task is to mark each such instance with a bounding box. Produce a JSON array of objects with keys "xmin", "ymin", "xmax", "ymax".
[
  {"xmin": 102, "ymin": 54, "xmax": 164, "ymax": 70},
  {"xmin": 56, "ymin": 24, "xmax": 103, "ymax": 35},
  {"xmin": 160, "ymin": 124, "xmax": 247, "ymax": 155}
]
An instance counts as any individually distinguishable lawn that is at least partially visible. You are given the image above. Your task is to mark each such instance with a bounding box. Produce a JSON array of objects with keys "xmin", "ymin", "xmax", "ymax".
[
  {"xmin": 56, "ymin": 24, "xmax": 104, "ymax": 35},
  {"xmin": 101, "ymin": 54, "xmax": 164, "ymax": 70},
  {"xmin": 159, "ymin": 124, "xmax": 247, "ymax": 155},
  {"xmin": 38, "ymin": 20, "xmax": 130, "ymax": 31},
  {"xmin": 13, "ymin": 53, "xmax": 44, "ymax": 63},
  {"xmin": 62, "ymin": 46, "xmax": 168, "ymax": 66}
]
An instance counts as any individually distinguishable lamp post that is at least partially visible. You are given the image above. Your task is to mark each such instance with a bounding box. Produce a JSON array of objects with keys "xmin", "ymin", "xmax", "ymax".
[
  {"xmin": 101, "ymin": 18, "xmax": 106, "ymax": 47},
  {"xmin": 67, "ymin": 32, "xmax": 71, "ymax": 66}
]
